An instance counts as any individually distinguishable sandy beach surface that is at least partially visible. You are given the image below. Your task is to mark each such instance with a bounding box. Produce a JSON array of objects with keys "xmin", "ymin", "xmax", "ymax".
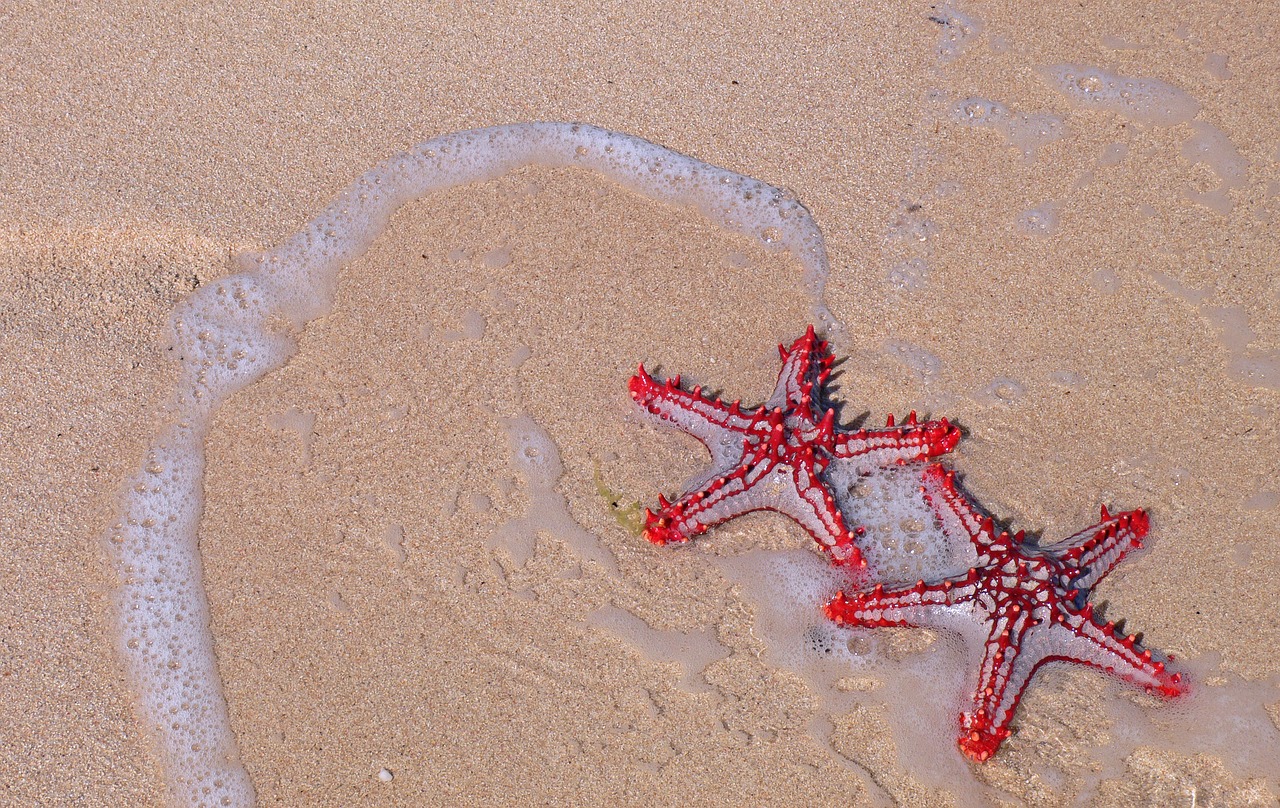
[{"xmin": 3, "ymin": 3, "xmax": 1279, "ymax": 805}]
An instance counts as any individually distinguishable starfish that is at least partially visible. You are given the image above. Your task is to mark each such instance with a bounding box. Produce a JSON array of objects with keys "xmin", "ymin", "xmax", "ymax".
[
  {"xmin": 629, "ymin": 326, "xmax": 961, "ymax": 567},
  {"xmin": 824, "ymin": 463, "xmax": 1188, "ymax": 761}
]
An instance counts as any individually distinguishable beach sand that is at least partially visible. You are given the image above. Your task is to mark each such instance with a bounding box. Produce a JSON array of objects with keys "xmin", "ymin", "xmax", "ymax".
[{"xmin": 2, "ymin": 3, "xmax": 1278, "ymax": 805}]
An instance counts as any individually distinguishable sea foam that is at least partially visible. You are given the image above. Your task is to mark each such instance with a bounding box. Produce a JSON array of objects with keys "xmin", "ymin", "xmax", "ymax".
[
  {"xmin": 1038, "ymin": 64, "xmax": 1200, "ymax": 126},
  {"xmin": 104, "ymin": 123, "xmax": 836, "ymax": 807}
]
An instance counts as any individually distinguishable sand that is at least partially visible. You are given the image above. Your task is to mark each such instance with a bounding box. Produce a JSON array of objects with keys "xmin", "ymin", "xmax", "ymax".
[{"xmin": 3, "ymin": 3, "xmax": 1279, "ymax": 806}]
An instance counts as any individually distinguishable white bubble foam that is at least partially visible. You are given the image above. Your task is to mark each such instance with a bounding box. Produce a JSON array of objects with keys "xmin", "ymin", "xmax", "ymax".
[
  {"xmin": 976, "ymin": 376, "xmax": 1026, "ymax": 405},
  {"xmin": 824, "ymin": 465, "xmax": 976, "ymax": 585},
  {"xmin": 1145, "ymin": 270, "xmax": 1280, "ymax": 392},
  {"xmin": 1099, "ymin": 656, "xmax": 1280, "ymax": 785},
  {"xmin": 950, "ymin": 97, "xmax": 1068, "ymax": 160},
  {"xmin": 105, "ymin": 123, "xmax": 837, "ymax": 805},
  {"xmin": 1039, "ymin": 64, "xmax": 1200, "ymax": 126}
]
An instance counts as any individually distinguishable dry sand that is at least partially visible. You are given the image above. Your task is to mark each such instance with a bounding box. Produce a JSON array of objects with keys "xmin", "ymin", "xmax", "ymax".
[{"xmin": 2, "ymin": 3, "xmax": 1279, "ymax": 806}]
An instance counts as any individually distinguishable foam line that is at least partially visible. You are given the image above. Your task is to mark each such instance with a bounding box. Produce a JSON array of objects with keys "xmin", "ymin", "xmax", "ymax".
[{"xmin": 103, "ymin": 122, "xmax": 835, "ymax": 806}]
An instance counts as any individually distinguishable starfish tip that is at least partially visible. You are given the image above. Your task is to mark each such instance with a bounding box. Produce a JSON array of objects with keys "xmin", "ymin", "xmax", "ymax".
[{"xmin": 1132, "ymin": 508, "xmax": 1150, "ymax": 536}]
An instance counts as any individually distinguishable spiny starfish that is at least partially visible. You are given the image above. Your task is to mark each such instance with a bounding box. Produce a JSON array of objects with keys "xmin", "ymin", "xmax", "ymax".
[
  {"xmin": 825, "ymin": 463, "xmax": 1188, "ymax": 761},
  {"xmin": 629, "ymin": 326, "xmax": 961, "ymax": 567}
]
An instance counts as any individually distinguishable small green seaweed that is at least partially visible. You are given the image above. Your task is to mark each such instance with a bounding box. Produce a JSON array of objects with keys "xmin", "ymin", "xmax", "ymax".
[{"xmin": 593, "ymin": 465, "xmax": 645, "ymax": 536}]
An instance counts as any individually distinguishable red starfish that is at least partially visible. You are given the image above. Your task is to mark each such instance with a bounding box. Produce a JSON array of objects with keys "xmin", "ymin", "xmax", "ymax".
[
  {"xmin": 629, "ymin": 326, "xmax": 961, "ymax": 567},
  {"xmin": 825, "ymin": 463, "xmax": 1188, "ymax": 761}
]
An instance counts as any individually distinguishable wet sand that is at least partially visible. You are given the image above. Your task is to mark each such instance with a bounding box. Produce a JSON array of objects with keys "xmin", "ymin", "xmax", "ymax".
[{"xmin": 3, "ymin": 3, "xmax": 1278, "ymax": 805}]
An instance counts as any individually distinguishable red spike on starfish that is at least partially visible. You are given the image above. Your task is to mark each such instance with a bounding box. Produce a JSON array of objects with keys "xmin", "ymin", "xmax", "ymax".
[
  {"xmin": 816, "ymin": 408, "xmax": 836, "ymax": 443},
  {"xmin": 824, "ymin": 462, "xmax": 1187, "ymax": 762},
  {"xmin": 629, "ymin": 327, "xmax": 961, "ymax": 567}
]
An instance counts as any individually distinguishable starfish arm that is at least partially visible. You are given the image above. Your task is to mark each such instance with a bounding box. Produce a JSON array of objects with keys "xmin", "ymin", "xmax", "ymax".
[
  {"xmin": 640, "ymin": 456, "xmax": 768, "ymax": 545},
  {"xmin": 1044, "ymin": 508, "xmax": 1150, "ymax": 591},
  {"xmin": 765, "ymin": 325, "xmax": 834, "ymax": 422},
  {"xmin": 629, "ymin": 364, "xmax": 758, "ymax": 452},
  {"xmin": 919, "ymin": 464, "xmax": 1005, "ymax": 553},
  {"xmin": 784, "ymin": 450, "xmax": 863, "ymax": 565},
  {"xmin": 829, "ymin": 416, "xmax": 961, "ymax": 470},
  {"xmin": 823, "ymin": 572, "xmax": 981, "ymax": 629},
  {"xmin": 957, "ymin": 609, "xmax": 1038, "ymax": 762},
  {"xmin": 643, "ymin": 447, "xmax": 867, "ymax": 565},
  {"xmin": 1037, "ymin": 606, "xmax": 1188, "ymax": 698}
]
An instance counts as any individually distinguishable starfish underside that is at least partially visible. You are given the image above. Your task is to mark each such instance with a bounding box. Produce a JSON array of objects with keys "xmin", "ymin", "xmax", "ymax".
[
  {"xmin": 629, "ymin": 326, "xmax": 961, "ymax": 567},
  {"xmin": 825, "ymin": 463, "xmax": 1188, "ymax": 761}
]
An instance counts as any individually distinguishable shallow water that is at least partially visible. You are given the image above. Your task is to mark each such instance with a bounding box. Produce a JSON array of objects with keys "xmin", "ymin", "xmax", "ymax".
[{"xmin": 3, "ymin": 3, "xmax": 1279, "ymax": 805}]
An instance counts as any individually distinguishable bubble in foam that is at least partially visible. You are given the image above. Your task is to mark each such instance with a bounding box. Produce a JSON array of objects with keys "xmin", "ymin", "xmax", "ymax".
[
  {"xmin": 106, "ymin": 123, "xmax": 839, "ymax": 805},
  {"xmin": 825, "ymin": 465, "xmax": 976, "ymax": 585},
  {"xmin": 950, "ymin": 97, "xmax": 1068, "ymax": 160},
  {"xmin": 931, "ymin": 4, "xmax": 983, "ymax": 63},
  {"xmin": 1016, "ymin": 201, "xmax": 1062, "ymax": 236},
  {"xmin": 1038, "ymin": 64, "xmax": 1200, "ymax": 126}
]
